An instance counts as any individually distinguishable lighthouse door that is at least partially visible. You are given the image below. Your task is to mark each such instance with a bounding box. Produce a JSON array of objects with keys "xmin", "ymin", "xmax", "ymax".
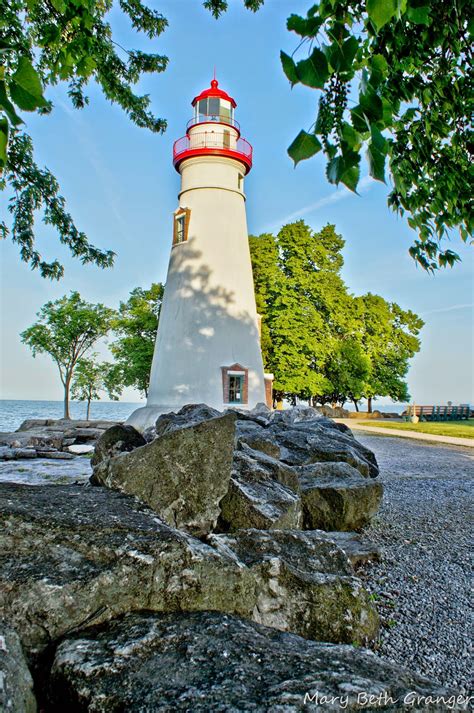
[{"xmin": 223, "ymin": 129, "xmax": 230, "ymax": 149}]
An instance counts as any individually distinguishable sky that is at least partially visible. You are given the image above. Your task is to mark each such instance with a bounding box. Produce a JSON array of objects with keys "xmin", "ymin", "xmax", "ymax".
[{"xmin": 1, "ymin": 0, "xmax": 473, "ymax": 407}]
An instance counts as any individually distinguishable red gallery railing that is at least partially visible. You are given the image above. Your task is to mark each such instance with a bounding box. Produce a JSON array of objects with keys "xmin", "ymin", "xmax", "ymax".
[{"xmin": 173, "ymin": 132, "xmax": 253, "ymax": 172}]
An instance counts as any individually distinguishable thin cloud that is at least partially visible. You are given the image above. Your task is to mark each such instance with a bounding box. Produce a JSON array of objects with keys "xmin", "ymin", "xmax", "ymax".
[
  {"xmin": 421, "ymin": 303, "xmax": 474, "ymax": 316},
  {"xmin": 260, "ymin": 175, "xmax": 374, "ymax": 233}
]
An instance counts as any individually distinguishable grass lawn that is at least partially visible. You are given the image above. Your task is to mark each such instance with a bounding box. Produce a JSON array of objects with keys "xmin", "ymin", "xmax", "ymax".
[{"xmin": 357, "ymin": 420, "xmax": 474, "ymax": 439}]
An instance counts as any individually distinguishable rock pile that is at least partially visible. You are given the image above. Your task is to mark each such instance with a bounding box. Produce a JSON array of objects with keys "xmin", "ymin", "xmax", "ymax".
[
  {"xmin": 92, "ymin": 404, "xmax": 381, "ymax": 535},
  {"xmin": 0, "ymin": 404, "xmax": 461, "ymax": 710},
  {"xmin": 0, "ymin": 418, "xmax": 119, "ymax": 461}
]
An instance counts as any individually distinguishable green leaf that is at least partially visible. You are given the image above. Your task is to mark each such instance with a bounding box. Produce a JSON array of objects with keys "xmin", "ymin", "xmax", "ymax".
[
  {"xmin": 406, "ymin": 5, "xmax": 430, "ymax": 25},
  {"xmin": 50, "ymin": 0, "xmax": 66, "ymax": 12},
  {"xmin": 280, "ymin": 51, "xmax": 298, "ymax": 86},
  {"xmin": 0, "ymin": 81, "xmax": 24, "ymax": 126},
  {"xmin": 351, "ymin": 105, "xmax": 370, "ymax": 133},
  {"xmin": 9, "ymin": 57, "xmax": 48, "ymax": 111},
  {"xmin": 360, "ymin": 86, "xmax": 383, "ymax": 121},
  {"xmin": 340, "ymin": 162, "xmax": 360, "ymax": 192},
  {"xmin": 0, "ymin": 40, "xmax": 16, "ymax": 54},
  {"xmin": 327, "ymin": 36, "xmax": 359, "ymax": 73},
  {"xmin": 288, "ymin": 130, "xmax": 322, "ymax": 166},
  {"xmin": 326, "ymin": 151, "xmax": 360, "ymax": 192},
  {"xmin": 0, "ymin": 117, "xmax": 8, "ymax": 167},
  {"xmin": 287, "ymin": 14, "xmax": 321, "ymax": 36},
  {"xmin": 367, "ymin": 142, "xmax": 386, "ymax": 182},
  {"xmin": 296, "ymin": 48, "xmax": 330, "ymax": 89},
  {"xmin": 369, "ymin": 54, "xmax": 388, "ymax": 87},
  {"xmin": 367, "ymin": 0, "xmax": 397, "ymax": 30},
  {"xmin": 340, "ymin": 122, "xmax": 361, "ymax": 150}
]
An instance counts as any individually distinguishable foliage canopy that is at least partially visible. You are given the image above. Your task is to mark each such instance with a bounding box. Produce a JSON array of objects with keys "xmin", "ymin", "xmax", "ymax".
[
  {"xmin": 278, "ymin": 0, "xmax": 473, "ymax": 270},
  {"xmin": 1, "ymin": 0, "xmax": 170, "ymax": 278},
  {"xmin": 249, "ymin": 221, "xmax": 424, "ymax": 408},
  {"xmin": 71, "ymin": 355, "xmax": 119, "ymax": 420},
  {"xmin": 109, "ymin": 283, "xmax": 164, "ymax": 398},
  {"xmin": 21, "ymin": 291, "xmax": 115, "ymax": 417}
]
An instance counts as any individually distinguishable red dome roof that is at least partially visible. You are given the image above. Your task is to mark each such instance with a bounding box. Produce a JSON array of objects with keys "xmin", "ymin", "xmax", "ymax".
[{"xmin": 192, "ymin": 79, "xmax": 237, "ymax": 109}]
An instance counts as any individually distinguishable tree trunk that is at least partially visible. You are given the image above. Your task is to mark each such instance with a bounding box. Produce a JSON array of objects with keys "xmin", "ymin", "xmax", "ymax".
[
  {"xmin": 352, "ymin": 399, "xmax": 359, "ymax": 412},
  {"xmin": 64, "ymin": 376, "xmax": 71, "ymax": 419},
  {"xmin": 86, "ymin": 398, "xmax": 91, "ymax": 421},
  {"xmin": 367, "ymin": 397, "xmax": 373, "ymax": 413}
]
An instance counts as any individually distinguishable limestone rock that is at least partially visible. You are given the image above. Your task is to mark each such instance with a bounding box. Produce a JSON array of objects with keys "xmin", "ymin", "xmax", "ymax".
[
  {"xmin": 310, "ymin": 531, "xmax": 381, "ymax": 568},
  {"xmin": 218, "ymin": 448, "xmax": 302, "ymax": 531},
  {"xmin": 210, "ymin": 529, "xmax": 379, "ymax": 644},
  {"xmin": 91, "ymin": 413, "xmax": 237, "ymax": 535},
  {"xmin": 0, "ymin": 483, "xmax": 256, "ymax": 659},
  {"xmin": 269, "ymin": 418, "xmax": 379, "ymax": 478},
  {"xmin": 155, "ymin": 403, "xmax": 222, "ymax": 437},
  {"xmin": 299, "ymin": 462, "xmax": 383, "ymax": 531},
  {"xmin": 91, "ymin": 424, "xmax": 146, "ymax": 467},
  {"xmin": 67, "ymin": 444, "xmax": 95, "ymax": 455},
  {"xmin": 0, "ymin": 624, "xmax": 37, "ymax": 713},
  {"xmin": 234, "ymin": 446, "xmax": 299, "ymax": 491},
  {"xmin": 218, "ymin": 475, "xmax": 302, "ymax": 531},
  {"xmin": 46, "ymin": 611, "xmax": 456, "ymax": 712},
  {"xmin": 235, "ymin": 419, "xmax": 281, "ymax": 458}
]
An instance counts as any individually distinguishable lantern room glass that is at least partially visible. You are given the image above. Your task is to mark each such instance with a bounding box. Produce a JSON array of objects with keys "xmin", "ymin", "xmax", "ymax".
[{"xmin": 195, "ymin": 98, "xmax": 234, "ymax": 125}]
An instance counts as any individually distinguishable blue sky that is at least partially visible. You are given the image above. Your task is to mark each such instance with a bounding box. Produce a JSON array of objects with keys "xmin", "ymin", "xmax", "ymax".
[{"xmin": 1, "ymin": 0, "xmax": 473, "ymax": 406}]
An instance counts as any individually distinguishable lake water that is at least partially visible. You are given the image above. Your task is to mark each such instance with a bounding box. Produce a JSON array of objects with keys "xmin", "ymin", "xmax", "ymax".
[
  {"xmin": 0, "ymin": 400, "xmax": 144, "ymax": 432},
  {"xmin": 0, "ymin": 398, "xmax": 407, "ymax": 433}
]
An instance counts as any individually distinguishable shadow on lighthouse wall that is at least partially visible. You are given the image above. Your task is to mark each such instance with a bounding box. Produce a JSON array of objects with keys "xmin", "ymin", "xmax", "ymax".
[{"xmin": 147, "ymin": 240, "xmax": 265, "ymax": 407}]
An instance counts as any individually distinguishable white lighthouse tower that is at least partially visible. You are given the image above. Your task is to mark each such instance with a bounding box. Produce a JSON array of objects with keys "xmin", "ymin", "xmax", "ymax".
[{"xmin": 128, "ymin": 79, "xmax": 271, "ymax": 432}]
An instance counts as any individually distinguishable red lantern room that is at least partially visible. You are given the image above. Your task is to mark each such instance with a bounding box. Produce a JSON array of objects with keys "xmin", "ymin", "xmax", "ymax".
[{"xmin": 173, "ymin": 78, "xmax": 253, "ymax": 174}]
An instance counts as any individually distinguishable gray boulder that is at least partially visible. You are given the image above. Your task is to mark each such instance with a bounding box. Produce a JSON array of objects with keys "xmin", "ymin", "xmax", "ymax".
[
  {"xmin": 155, "ymin": 403, "xmax": 222, "ymax": 437},
  {"xmin": 308, "ymin": 530, "xmax": 381, "ymax": 568},
  {"xmin": 299, "ymin": 462, "xmax": 383, "ymax": 531},
  {"xmin": 210, "ymin": 529, "xmax": 378, "ymax": 644},
  {"xmin": 218, "ymin": 449, "xmax": 302, "ymax": 531},
  {"xmin": 0, "ymin": 483, "xmax": 256, "ymax": 660},
  {"xmin": 91, "ymin": 424, "xmax": 146, "ymax": 466},
  {"xmin": 269, "ymin": 420, "xmax": 379, "ymax": 478},
  {"xmin": 235, "ymin": 419, "xmax": 281, "ymax": 458},
  {"xmin": 218, "ymin": 475, "xmax": 302, "ymax": 531},
  {"xmin": 46, "ymin": 611, "xmax": 458, "ymax": 712},
  {"xmin": 0, "ymin": 624, "xmax": 36, "ymax": 713},
  {"xmin": 91, "ymin": 413, "xmax": 237, "ymax": 536}
]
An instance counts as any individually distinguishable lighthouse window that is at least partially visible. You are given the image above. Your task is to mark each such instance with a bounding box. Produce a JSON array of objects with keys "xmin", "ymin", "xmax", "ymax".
[
  {"xmin": 176, "ymin": 216, "xmax": 185, "ymax": 243},
  {"xmin": 228, "ymin": 375, "xmax": 243, "ymax": 404},
  {"xmin": 208, "ymin": 98, "xmax": 220, "ymax": 116},
  {"xmin": 222, "ymin": 364, "xmax": 248, "ymax": 404},
  {"xmin": 173, "ymin": 208, "xmax": 191, "ymax": 246}
]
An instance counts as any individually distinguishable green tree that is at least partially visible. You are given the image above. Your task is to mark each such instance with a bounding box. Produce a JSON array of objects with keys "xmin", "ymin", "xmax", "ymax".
[
  {"xmin": 250, "ymin": 221, "xmax": 350, "ymax": 404},
  {"xmin": 250, "ymin": 220, "xmax": 423, "ymax": 409},
  {"xmin": 323, "ymin": 338, "xmax": 370, "ymax": 408},
  {"xmin": 110, "ymin": 283, "xmax": 164, "ymax": 398},
  {"xmin": 354, "ymin": 293, "xmax": 424, "ymax": 411},
  {"xmin": 278, "ymin": 0, "xmax": 473, "ymax": 270},
  {"xmin": 21, "ymin": 291, "xmax": 115, "ymax": 418},
  {"xmin": 71, "ymin": 355, "xmax": 119, "ymax": 420}
]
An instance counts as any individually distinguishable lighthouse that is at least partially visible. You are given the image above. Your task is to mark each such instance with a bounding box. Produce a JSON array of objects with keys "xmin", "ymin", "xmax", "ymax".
[{"xmin": 128, "ymin": 79, "xmax": 271, "ymax": 432}]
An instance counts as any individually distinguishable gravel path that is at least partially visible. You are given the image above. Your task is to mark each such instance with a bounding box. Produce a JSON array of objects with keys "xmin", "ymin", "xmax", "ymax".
[{"xmin": 356, "ymin": 431, "xmax": 473, "ymax": 693}]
